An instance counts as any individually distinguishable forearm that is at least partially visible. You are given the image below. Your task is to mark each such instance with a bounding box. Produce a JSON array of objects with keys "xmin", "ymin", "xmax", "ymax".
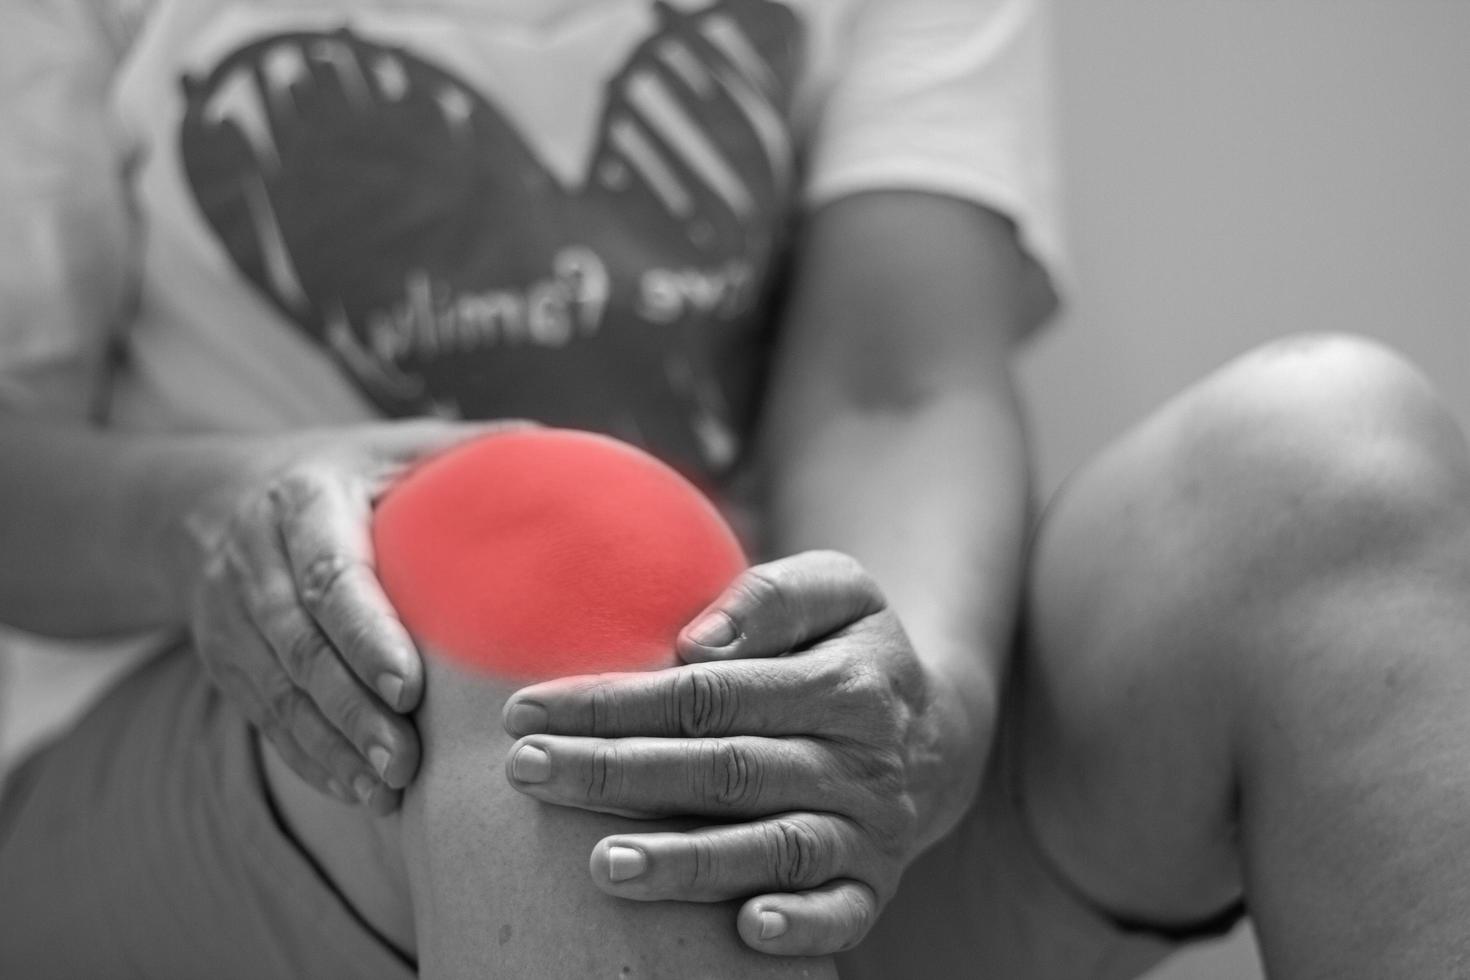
[
  {"xmin": 0, "ymin": 416, "xmax": 266, "ymax": 637},
  {"xmin": 762, "ymin": 379, "xmax": 1031, "ymax": 841},
  {"xmin": 754, "ymin": 193, "xmax": 1040, "ymax": 844},
  {"xmin": 765, "ymin": 382, "xmax": 1028, "ymax": 685}
]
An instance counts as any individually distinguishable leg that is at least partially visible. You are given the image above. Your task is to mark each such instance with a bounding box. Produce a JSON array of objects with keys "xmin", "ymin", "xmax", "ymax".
[
  {"xmin": 1019, "ymin": 334, "xmax": 1470, "ymax": 976},
  {"xmin": 849, "ymin": 333, "xmax": 1470, "ymax": 979},
  {"xmin": 835, "ymin": 714, "xmax": 1176, "ymax": 980},
  {"xmin": 265, "ymin": 652, "xmax": 837, "ymax": 979},
  {"xmin": 0, "ymin": 649, "xmax": 414, "ymax": 979}
]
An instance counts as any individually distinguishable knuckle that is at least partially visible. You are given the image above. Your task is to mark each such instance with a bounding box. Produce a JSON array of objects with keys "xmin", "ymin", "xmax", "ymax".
[
  {"xmin": 217, "ymin": 538, "xmax": 256, "ymax": 586},
  {"xmin": 589, "ymin": 683, "xmax": 619, "ymax": 733},
  {"xmin": 280, "ymin": 626, "xmax": 329, "ymax": 682},
  {"xmin": 872, "ymin": 696, "xmax": 912, "ymax": 751},
  {"xmin": 833, "ymin": 549, "xmax": 885, "ymax": 601},
  {"xmin": 587, "ymin": 744, "xmax": 624, "ymax": 806},
  {"xmin": 834, "ymin": 662, "xmax": 894, "ymax": 718},
  {"xmin": 811, "ymin": 549, "xmax": 887, "ymax": 617},
  {"xmin": 267, "ymin": 467, "xmax": 326, "ymax": 515},
  {"xmin": 846, "ymin": 564, "xmax": 885, "ymax": 610},
  {"xmin": 201, "ymin": 543, "xmax": 233, "ymax": 586},
  {"xmin": 217, "ymin": 492, "xmax": 267, "ymax": 552},
  {"xmin": 330, "ymin": 687, "xmax": 370, "ymax": 740},
  {"xmin": 701, "ymin": 740, "xmax": 761, "ymax": 809},
  {"xmin": 325, "ymin": 608, "xmax": 396, "ymax": 673},
  {"xmin": 850, "ymin": 745, "xmax": 907, "ymax": 803},
  {"xmin": 686, "ymin": 835, "xmax": 722, "ymax": 889},
  {"xmin": 733, "ymin": 568, "xmax": 785, "ymax": 617},
  {"xmin": 298, "ymin": 553, "xmax": 358, "ymax": 610},
  {"xmin": 892, "ymin": 792, "xmax": 920, "ymax": 845},
  {"xmin": 764, "ymin": 817, "xmax": 829, "ymax": 888},
  {"xmin": 270, "ymin": 686, "xmax": 309, "ymax": 730},
  {"xmin": 673, "ymin": 667, "xmax": 738, "ymax": 737},
  {"xmin": 866, "ymin": 786, "xmax": 920, "ymax": 854},
  {"xmin": 821, "ymin": 549, "xmax": 865, "ymax": 580}
]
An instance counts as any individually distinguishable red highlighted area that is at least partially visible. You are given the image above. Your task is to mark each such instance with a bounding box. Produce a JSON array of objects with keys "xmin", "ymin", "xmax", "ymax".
[{"xmin": 373, "ymin": 428, "xmax": 747, "ymax": 680}]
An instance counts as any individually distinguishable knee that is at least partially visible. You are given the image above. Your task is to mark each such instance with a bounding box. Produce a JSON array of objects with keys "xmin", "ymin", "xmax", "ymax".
[{"xmin": 1161, "ymin": 333, "xmax": 1470, "ymax": 575}]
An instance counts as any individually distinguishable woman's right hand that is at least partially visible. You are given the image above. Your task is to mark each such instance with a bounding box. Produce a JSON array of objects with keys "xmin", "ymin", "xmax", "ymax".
[{"xmin": 180, "ymin": 419, "xmax": 516, "ymax": 813}]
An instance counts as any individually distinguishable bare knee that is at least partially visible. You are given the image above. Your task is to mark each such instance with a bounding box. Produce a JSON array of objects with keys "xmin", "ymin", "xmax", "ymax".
[
  {"xmin": 1094, "ymin": 332, "xmax": 1470, "ymax": 741},
  {"xmin": 403, "ymin": 657, "xmax": 836, "ymax": 980},
  {"xmin": 1145, "ymin": 338, "xmax": 1470, "ymax": 976},
  {"xmin": 1020, "ymin": 333, "xmax": 1470, "ymax": 924},
  {"xmin": 1163, "ymin": 333, "xmax": 1470, "ymax": 578},
  {"xmin": 1029, "ymin": 333, "xmax": 1470, "ymax": 687}
]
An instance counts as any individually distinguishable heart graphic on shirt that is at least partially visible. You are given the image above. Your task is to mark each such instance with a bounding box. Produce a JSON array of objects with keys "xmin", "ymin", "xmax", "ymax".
[{"xmin": 179, "ymin": 0, "xmax": 800, "ymax": 466}]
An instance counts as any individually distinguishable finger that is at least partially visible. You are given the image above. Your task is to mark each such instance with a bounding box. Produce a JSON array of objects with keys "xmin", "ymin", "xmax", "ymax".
[
  {"xmin": 737, "ymin": 880, "xmax": 880, "ymax": 956},
  {"xmin": 504, "ymin": 654, "xmax": 859, "ymax": 739},
  {"xmin": 256, "ymin": 594, "xmax": 420, "ymax": 790},
  {"xmin": 228, "ymin": 555, "xmax": 392, "ymax": 812},
  {"xmin": 230, "ymin": 513, "xmax": 420, "ymax": 789},
  {"xmin": 272, "ymin": 684, "xmax": 400, "ymax": 815},
  {"xmin": 270, "ymin": 467, "xmax": 423, "ymax": 713},
  {"xmin": 193, "ymin": 563, "xmax": 357, "ymax": 805},
  {"xmin": 192, "ymin": 547, "xmax": 277, "ymax": 718},
  {"xmin": 504, "ymin": 735, "xmax": 851, "ymax": 818},
  {"xmin": 588, "ymin": 813, "xmax": 868, "ymax": 902},
  {"xmin": 677, "ymin": 550, "xmax": 886, "ymax": 663},
  {"xmin": 203, "ymin": 504, "xmax": 397, "ymax": 810},
  {"xmin": 258, "ymin": 718, "xmax": 359, "ymax": 806}
]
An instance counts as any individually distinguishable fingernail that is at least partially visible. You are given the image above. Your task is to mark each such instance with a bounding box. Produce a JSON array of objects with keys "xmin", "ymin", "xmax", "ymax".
[
  {"xmin": 368, "ymin": 744, "xmax": 392, "ymax": 779},
  {"xmin": 758, "ymin": 909, "xmax": 787, "ymax": 940},
  {"xmin": 376, "ymin": 673, "xmax": 405, "ymax": 710},
  {"xmin": 511, "ymin": 745, "xmax": 551, "ymax": 783},
  {"xmin": 506, "ymin": 701, "xmax": 549, "ymax": 735},
  {"xmin": 607, "ymin": 845, "xmax": 647, "ymax": 882},
  {"xmin": 688, "ymin": 611, "xmax": 735, "ymax": 648},
  {"xmin": 353, "ymin": 774, "xmax": 377, "ymax": 803}
]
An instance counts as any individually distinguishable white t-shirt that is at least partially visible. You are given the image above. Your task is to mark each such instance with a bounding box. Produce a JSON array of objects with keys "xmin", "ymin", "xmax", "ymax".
[{"xmin": 0, "ymin": 0, "xmax": 1063, "ymax": 771}]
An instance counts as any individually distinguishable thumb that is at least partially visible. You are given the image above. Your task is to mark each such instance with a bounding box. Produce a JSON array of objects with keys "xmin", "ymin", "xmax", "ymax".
[{"xmin": 677, "ymin": 550, "xmax": 886, "ymax": 664}]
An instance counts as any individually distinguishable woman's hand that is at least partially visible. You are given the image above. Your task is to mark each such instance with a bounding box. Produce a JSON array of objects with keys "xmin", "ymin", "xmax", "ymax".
[
  {"xmin": 181, "ymin": 420, "xmax": 509, "ymax": 813},
  {"xmin": 501, "ymin": 550, "xmax": 995, "ymax": 955}
]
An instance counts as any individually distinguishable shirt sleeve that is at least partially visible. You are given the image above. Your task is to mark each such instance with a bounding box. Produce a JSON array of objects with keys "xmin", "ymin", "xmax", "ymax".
[
  {"xmin": 0, "ymin": 0, "xmax": 141, "ymax": 420},
  {"xmin": 801, "ymin": 0, "xmax": 1066, "ymax": 301}
]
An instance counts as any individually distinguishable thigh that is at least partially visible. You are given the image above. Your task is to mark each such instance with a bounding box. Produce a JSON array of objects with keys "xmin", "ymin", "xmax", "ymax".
[
  {"xmin": 1016, "ymin": 388, "xmax": 1248, "ymax": 930},
  {"xmin": 1017, "ymin": 335, "xmax": 1470, "ymax": 976},
  {"xmin": 271, "ymin": 648, "xmax": 838, "ymax": 979},
  {"xmin": 837, "ymin": 698, "xmax": 1175, "ymax": 980},
  {"xmin": 0, "ymin": 648, "xmax": 410, "ymax": 980}
]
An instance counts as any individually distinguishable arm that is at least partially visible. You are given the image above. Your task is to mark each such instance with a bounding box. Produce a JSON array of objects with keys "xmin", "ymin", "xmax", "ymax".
[
  {"xmin": 0, "ymin": 413, "xmax": 500, "ymax": 811},
  {"xmin": 757, "ymin": 190, "xmax": 1039, "ymax": 847},
  {"xmin": 500, "ymin": 191, "xmax": 1046, "ymax": 954},
  {"xmin": 0, "ymin": 420, "xmax": 268, "ymax": 637},
  {"xmin": 0, "ymin": 1, "xmax": 483, "ymax": 813},
  {"xmin": 0, "ymin": 0, "xmax": 190, "ymax": 638}
]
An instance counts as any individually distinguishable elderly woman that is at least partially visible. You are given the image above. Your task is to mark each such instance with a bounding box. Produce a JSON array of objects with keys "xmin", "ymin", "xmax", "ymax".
[{"xmin": 5, "ymin": 1, "xmax": 1470, "ymax": 979}]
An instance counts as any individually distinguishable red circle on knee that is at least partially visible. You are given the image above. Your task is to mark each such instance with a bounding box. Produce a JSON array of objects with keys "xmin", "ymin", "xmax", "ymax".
[{"xmin": 373, "ymin": 428, "xmax": 747, "ymax": 680}]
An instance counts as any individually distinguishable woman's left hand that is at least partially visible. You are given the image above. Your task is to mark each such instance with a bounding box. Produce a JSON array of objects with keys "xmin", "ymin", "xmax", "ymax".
[{"xmin": 501, "ymin": 550, "xmax": 992, "ymax": 956}]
